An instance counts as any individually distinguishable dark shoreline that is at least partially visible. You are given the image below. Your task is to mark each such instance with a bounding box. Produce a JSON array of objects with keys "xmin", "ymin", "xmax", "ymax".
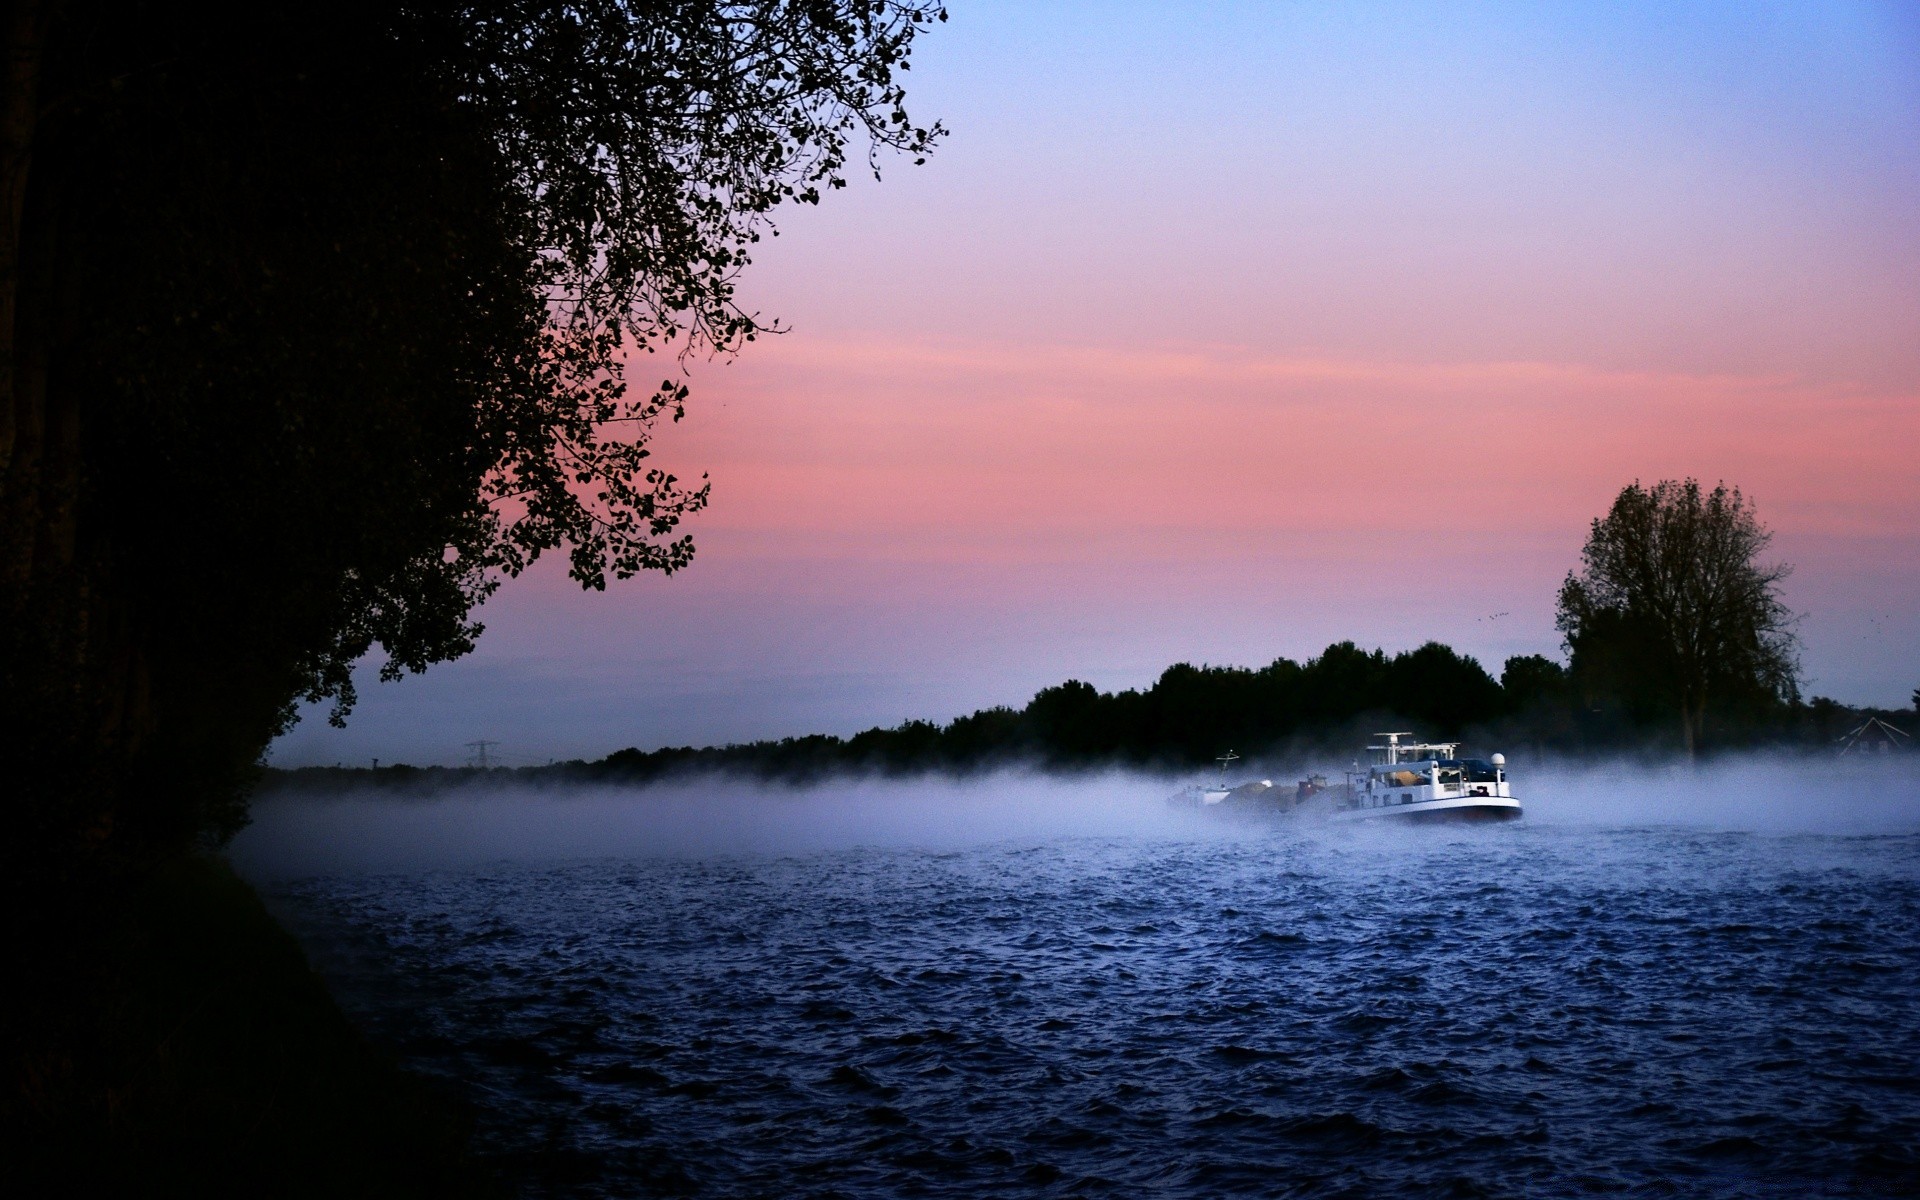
[
  {"xmin": 258, "ymin": 730, "xmax": 1909, "ymax": 801},
  {"xmin": 6, "ymin": 855, "xmax": 501, "ymax": 1199},
  {"xmin": 259, "ymin": 644, "xmax": 1912, "ymax": 791}
]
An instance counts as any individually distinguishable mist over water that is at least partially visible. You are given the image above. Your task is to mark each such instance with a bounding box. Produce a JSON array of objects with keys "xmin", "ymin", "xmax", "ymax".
[
  {"xmin": 234, "ymin": 771, "xmax": 1190, "ymax": 878},
  {"xmin": 234, "ymin": 759, "xmax": 1920, "ymax": 1197},
  {"xmin": 235, "ymin": 756, "xmax": 1920, "ymax": 879}
]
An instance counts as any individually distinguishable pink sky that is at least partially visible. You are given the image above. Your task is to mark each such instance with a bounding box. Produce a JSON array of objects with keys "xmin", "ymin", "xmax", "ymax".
[
  {"xmin": 673, "ymin": 337, "xmax": 1915, "ymax": 549},
  {"xmin": 273, "ymin": 2, "xmax": 1920, "ymax": 765}
]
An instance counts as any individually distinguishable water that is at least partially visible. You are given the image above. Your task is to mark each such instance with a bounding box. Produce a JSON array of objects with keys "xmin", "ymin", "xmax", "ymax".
[{"xmin": 239, "ymin": 766, "xmax": 1920, "ymax": 1197}]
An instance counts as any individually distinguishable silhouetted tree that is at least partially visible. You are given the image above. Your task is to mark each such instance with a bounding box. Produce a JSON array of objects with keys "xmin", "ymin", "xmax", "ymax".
[
  {"xmin": 1025, "ymin": 680, "xmax": 1112, "ymax": 763},
  {"xmin": 1556, "ymin": 480, "xmax": 1797, "ymax": 756},
  {"xmin": 1299, "ymin": 641, "xmax": 1389, "ymax": 724},
  {"xmin": 0, "ymin": 2, "xmax": 945, "ymax": 868},
  {"xmin": 1499, "ymin": 655, "xmax": 1568, "ymax": 714},
  {"xmin": 1381, "ymin": 642, "xmax": 1502, "ymax": 734},
  {"xmin": 942, "ymin": 706, "xmax": 1022, "ymax": 765}
]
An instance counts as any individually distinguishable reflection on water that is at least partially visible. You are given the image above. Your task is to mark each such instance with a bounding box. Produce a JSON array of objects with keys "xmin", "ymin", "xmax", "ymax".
[{"xmin": 236, "ymin": 762, "xmax": 1920, "ymax": 1197}]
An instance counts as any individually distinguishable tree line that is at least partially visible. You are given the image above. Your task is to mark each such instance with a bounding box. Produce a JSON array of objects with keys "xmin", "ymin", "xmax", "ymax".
[
  {"xmin": 274, "ymin": 477, "xmax": 1908, "ymax": 792},
  {"xmin": 270, "ymin": 639, "xmax": 1908, "ymax": 794}
]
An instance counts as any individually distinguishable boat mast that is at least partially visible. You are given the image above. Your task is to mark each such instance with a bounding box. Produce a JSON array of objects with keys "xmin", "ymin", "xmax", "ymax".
[{"xmin": 1215, "ymin": 750, "xmax": 1240, "ymax": 784}]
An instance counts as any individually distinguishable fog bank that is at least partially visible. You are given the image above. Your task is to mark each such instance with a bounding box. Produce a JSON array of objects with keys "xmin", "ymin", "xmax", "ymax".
[{"xmin": 229, "ymin": 757, "xmax": 1919, "ymax": 880}]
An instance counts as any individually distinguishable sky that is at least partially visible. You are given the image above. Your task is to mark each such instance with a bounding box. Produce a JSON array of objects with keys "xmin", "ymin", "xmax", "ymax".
[{"xmin": 272, "ymin": 0, "xmax": 1920, "ymax": 767}]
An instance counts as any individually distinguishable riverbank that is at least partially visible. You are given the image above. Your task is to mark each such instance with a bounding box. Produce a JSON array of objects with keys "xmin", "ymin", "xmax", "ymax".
[{"xmin": 6, "ymin": 854, "xmax": 500, "ymax": 1198}]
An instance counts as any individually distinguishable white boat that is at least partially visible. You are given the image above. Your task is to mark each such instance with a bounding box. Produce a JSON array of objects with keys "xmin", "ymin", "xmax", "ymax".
[{"xmin": 1326, "ymin": 732, "xmax": 1521, "ymax": 824}]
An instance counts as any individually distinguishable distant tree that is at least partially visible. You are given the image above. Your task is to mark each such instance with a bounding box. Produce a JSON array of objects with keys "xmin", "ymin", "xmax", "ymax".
[
  {"xmin": 1500, "ymin": 654, "xmax": 1568, "ymax": 714},
  {"xmin": 1025, "ymin": 679, "xmax": 1115, "ymax": 763},
  {"xmin": 0, "ymin": 2, "xmax": 946, "ymax": 866},
  {"xmin": 1299, "ymin": 641, "xmax": 1389, "ymax": 724},
  {"xmin": 1556, "ymin": 480, "xmax": 1798, "ymax": 757},
  {"xmin": 1380, "ymin": 641, "xmax": 1503, "ymax": 734},
  {"xmin": 941, "ymin": 706, "xmax": 1022, "ymax": 765},
  {"xmin": 1802, "ymin": 696, "xmax": 1853, "ymax": 744}
]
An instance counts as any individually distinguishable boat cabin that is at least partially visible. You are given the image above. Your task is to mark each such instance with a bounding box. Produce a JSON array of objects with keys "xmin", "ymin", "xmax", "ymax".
[{"xmin": 1351, "ymin": 732, "xmax": 1511, "ymax": 811}]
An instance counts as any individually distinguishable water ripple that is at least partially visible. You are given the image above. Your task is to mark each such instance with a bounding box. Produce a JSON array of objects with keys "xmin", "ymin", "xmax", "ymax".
[{"xmin": 268, "ymin": 824, "xmax": 1920, "ymax": 1198}]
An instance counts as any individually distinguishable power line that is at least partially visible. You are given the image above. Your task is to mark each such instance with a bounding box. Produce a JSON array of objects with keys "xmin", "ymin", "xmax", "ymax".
[{"xmin": 465, "ymin": 739, "xmax": 501, "ymax": 768}]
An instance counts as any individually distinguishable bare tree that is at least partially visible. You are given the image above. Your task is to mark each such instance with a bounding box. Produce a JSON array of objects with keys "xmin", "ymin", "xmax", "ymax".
[{"xmin": 1557, "ymin": 480, "xmax": 1798, "ymax": 757}]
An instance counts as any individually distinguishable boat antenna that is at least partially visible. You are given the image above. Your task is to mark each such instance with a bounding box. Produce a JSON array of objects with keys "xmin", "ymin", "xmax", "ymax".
[
  {"xmin": 1216, "ymin": 750, "xmax": 1240, "ymax": 783},
  {"xmin": 1369, "ymin": 732, "xmax": 1414, "ymax": 765}
]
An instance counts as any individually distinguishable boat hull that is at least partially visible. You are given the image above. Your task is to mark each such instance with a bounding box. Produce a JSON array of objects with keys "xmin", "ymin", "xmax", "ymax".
[{"xmin": 1328, "ymin": 796, "xmax": 1522, "ymax": 824}]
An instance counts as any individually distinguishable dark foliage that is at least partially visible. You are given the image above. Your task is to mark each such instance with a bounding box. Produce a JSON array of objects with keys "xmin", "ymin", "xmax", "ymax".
[
  {"xmin": 1499, "ymin": 653, "xmax": 1569, "ymax": 713},
  {"xmin": 264, "ymin": 640, "xmax": 1901, "ymax": 798},
  {"xmin": 1, "ymin": 6, "xmax": 944, "ymax": 1177},
  {"xmin": 999, "ymin": 641, "xmax": 1506, "ymax": 769},
  {"xmin": 270, "ymin": 640, "xmax": 1529, "ymax": 789},
  {"xmin": 0, "ymin": 1, "xmax": 945, "ymax": 869}
]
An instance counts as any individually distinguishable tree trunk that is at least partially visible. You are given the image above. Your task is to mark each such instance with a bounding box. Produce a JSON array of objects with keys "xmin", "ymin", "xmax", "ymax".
[
  {"xmin": 1, "ymin": 3, "xmax": 155, "ymax": 871},
  {"xmin": 0, "ymin": 0, "xmax": 50, "ymax": 491},
  {"xmin": 1678, "ymin": 689, "xmax": 1708, "ymax": 762}
]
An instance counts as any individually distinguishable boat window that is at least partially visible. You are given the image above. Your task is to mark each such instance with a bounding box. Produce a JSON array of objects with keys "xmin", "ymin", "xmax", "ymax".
[{"xmin": 1462, "ymin": 759, "xmax": 1498, "ymax": 782}]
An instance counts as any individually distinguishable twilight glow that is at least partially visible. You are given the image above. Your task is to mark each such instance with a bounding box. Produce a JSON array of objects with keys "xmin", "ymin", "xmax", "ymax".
[{"xmin": 274, "ymin": 1, "xmax": 1920, "ymax": 766}]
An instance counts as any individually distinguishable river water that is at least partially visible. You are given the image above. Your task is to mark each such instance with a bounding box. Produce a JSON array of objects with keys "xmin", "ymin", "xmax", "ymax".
[{"xmin": 237, "ymin": 762, "xmax": 1920, "ymax": 1197}]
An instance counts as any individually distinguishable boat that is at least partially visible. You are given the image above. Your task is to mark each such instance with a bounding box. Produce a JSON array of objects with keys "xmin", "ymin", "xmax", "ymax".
[
  {"xmin": 1166, "ymin": 753, "xmax": 1338, "ymax": 816},
  {"xmin": 1169, "ymin": 735, "xmax": 1521, "ymax": 823},
  {"xmin": 1168, "ymin": 752, "xmax": 1292, "ymax": 812},
  {"xmin": 1326, "ymin": 732, "xmax": 1521, "ymax": 823}
]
